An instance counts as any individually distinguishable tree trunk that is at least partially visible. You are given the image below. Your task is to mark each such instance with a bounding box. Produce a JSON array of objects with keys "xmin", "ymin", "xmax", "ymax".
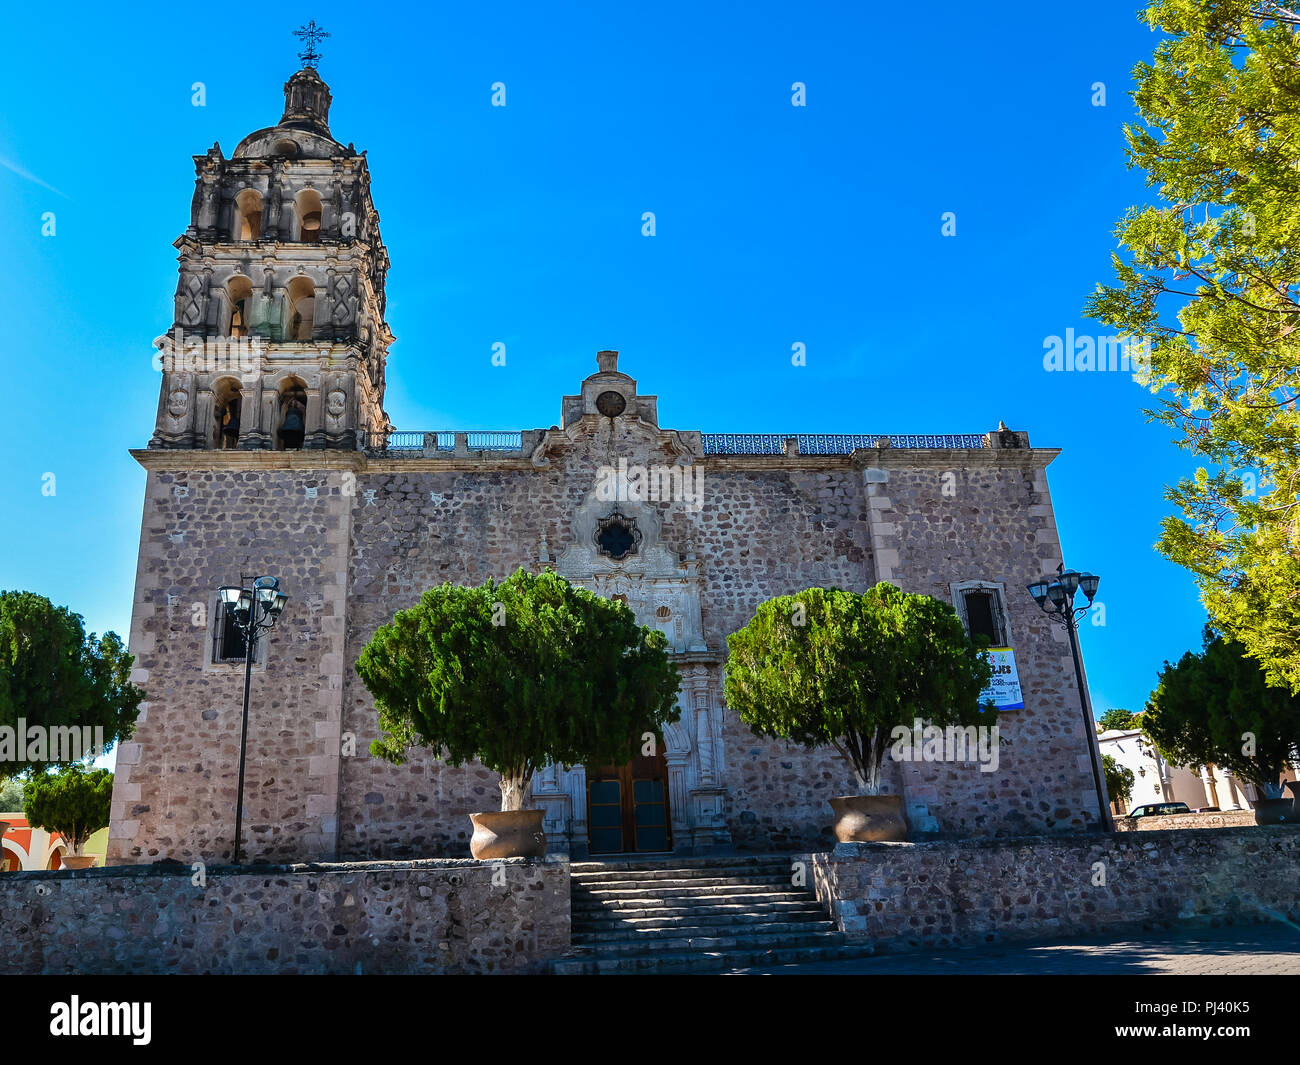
[
  {"xmin": 498, "ymin": 772, "xmax": 531, "ymax": 812},
  {"xmin": 858, "ymin": 750, "xmax": 881, "ymax": 796}
]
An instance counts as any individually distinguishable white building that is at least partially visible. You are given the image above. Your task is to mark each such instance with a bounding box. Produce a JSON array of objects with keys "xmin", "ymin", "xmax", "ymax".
[{"xmin": 1098, "ymin": 729, "xmax": 1254, "ymax": 813}]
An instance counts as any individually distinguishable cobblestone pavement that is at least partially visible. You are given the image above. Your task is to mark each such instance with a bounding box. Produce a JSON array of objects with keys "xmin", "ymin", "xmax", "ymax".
[{"xmin": 725, "ymin": 923, "xmax": 1300, "ymax": 975}]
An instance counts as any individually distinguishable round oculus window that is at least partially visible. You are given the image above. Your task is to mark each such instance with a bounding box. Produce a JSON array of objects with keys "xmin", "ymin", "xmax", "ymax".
[{"xmin": 595, "ymin": 390, "xmax": 627, "ymax": 417}]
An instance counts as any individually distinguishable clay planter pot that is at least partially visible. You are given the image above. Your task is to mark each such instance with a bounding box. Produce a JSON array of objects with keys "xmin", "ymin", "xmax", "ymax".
[
  {"xmin": 1254, "ymin": 798, "xmax": 1296, "ymax": 826},
  {"xmin": 62, "ymin": 855, "xmax": 96, "ymax": 870},
  {"xmin": 829, "ymin": 795, "xmax": 908, "ymax": 843},
  {"xmin": 468, "ymin": 810, "xmax": 547, "ymax": 860}
]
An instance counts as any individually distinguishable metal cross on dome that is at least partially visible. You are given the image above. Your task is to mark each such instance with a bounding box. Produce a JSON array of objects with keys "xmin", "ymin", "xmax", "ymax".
[{"xmin": 293, "ymin": 20, "xmax": 330, "ymax": 68}]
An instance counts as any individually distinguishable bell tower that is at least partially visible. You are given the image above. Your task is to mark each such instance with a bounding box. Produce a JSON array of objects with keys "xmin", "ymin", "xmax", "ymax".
[{"xmin": 150, "ymin": 50, "xmax": 393, "ymax": 451}]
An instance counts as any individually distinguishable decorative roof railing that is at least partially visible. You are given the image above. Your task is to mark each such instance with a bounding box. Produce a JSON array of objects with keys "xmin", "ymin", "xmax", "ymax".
[
  {"xmin": 358, "ymin": 430, "xmax": 987, "ymax": 456},
  {"xmin": 360, "ymin": 430, "xmax": 524, "ymax": 453},
  {"xmin": 699, "ymin": 433, "xmax": 987, "ymax": 453}
]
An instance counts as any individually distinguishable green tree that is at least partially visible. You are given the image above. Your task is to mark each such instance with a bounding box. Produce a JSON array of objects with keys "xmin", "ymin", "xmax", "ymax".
[
  {"xmin": 1087, "ymin": 0, "xmax": 1300, "ymax": 693},
  {"xmin": 1098, "ymin": 708, "xmax": 1139, "ymax": 732},
  {"xmin": 22, "ymin": 765, "xmax": 114, "ymax": 856},
  {"xmin": 356, "ymin": 568, "xmax": 681, "ymax": 811},
  {"xmin": 724, "ymin": 583, "xmax": 996, "ymax": 794},
  {"xmin": 1144, "ymin": 628, "xmax": 1300, "ymax": 797},
  {"xmin": 0, "ymin": 776, "xmax": 23, "ymax": 811},
  {"xmin": 1103, "ymin": 754, "xmax": 1137, "ymax": 806},
  {"xmin": 0, "ymin": 591, "xmax": 144, "ymax": 780}
]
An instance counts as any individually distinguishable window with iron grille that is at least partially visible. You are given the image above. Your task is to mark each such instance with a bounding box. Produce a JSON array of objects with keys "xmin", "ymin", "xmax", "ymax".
[
  {"xmin": 212, "ymin": 602, "xmax": 257, "ymax": 663},
  {"xmin": 951, "ymin": 581, "xmax": 1010, "ymax": 648}
]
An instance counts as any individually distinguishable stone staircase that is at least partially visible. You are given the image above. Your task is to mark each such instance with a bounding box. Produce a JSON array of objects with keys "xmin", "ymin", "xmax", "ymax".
[{"xmin": 551, "ymin": 853, "xmax": 876, "ymax": 974}]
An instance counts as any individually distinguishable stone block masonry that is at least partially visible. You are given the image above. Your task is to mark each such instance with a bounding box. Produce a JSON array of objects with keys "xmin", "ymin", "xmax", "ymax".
[
  {"xmin": 803, "ymin": 826, "xmax": 1300, "ymax": 953},
  {"xmin": 116, "ymin": 353, "xmax": 1103, "ymax": 863},
  {"xmin": 0, "ymin": 857, "xmax": 569, "ymax": 975},
  {"xmin": 1113, "ymin": 810, "xmax": 1258, "ymax": 831}
]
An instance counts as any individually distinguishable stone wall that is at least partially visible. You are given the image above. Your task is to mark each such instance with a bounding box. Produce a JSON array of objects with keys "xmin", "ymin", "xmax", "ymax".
[
  {"xmin": 110, "ymin": 460, "xmax": 359, "ymax": 865},
  {"xmin": 113, "ymin": 358, "xmax": 1104, "ymax": 863},
  {"xmin": 860, "ymin": 452, "xmax": 1105, "ymax": 838},
  {"xmin": 336, "ymin": 458, "xmax": 875, "ymax": 860},
  {"xmin": 804, "ymin": 826, "xmax": 1300, "ymax": 952},
  {"xmin": 1114, "ymin": 809, "xmax": 1258, "ymax": 831},
  {"xmin": 1, "ymin": 857, "xmax": 569, "ymax": 975}
]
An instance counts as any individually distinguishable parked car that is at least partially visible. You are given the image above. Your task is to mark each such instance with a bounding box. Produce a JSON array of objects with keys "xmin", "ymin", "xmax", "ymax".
[
  {"xmin": 1194, "ymin": 806, "xmax": 1220, "ymax": 813},
  {"xmin": 1126, "ymin": 802, "xmax": 1192, "ymax": 818}
]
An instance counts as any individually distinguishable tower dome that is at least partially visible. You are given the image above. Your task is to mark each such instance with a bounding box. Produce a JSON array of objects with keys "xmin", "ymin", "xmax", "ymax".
[{"xmin": 233, "ymin": 67, "xmax": 346, "ymax": 160}]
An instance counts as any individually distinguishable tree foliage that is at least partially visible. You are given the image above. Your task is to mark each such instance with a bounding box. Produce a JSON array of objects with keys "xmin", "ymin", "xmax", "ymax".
[
  {"xmin": 1087, "ymin": 0, "xmax": 1300, "ymax": 693},
  {"xmin": 724, "ymin": 583, "xmax": 996, "ymax": 794},
  {"xmin": 1103, "ymin": 754, "xmax": 1137, "ymax": 805},
  {"xmin": 0, "ymin": 591, "xmax": 143, "ymax": 781},
  {"xmin": 355, "ymin": 568, "xmax": 681, "ymax": 811},
  {"xmin": 0, "ymin": 776, "xmax": 23, "ymax": 811},
  {"xmin": 1144, "ymin": 627, "xmax": 1300, "ymax": 795},
  {"xmin": 22, "ymin": 765, "xmax": 114, "ymax": 855},
  {"xmin": 1099, "ymin": 707, "xmax": 1140, "ymax": 732}
]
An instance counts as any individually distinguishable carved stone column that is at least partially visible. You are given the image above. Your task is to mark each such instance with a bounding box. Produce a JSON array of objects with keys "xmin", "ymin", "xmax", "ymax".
[
  {"xmin": 684, "ymin": 669, "xmax": 731, "ymax": 853},
  {"xmin": 565, "ymin": 765, "xmax": 589, "ymax": 860},
  {"xmin": 253, "ymin": 388, "xmax": 278, "ymax": 450},
  {"xmin": 265, "ymin": 163, "xmax": 284, "ymax": 239},
  {"xmin": 532, "ymin": 762, "xmax": 572, "ymax": 855},
  {"xmin": 694, "ymin": 680, "xmax": 717, "ymax": 788},
  {"xmin": 197, "ymin": 176, "xmax": 219, "ymax": 237},
  {"xmin": 305, "ymin": 386, "xmax": 325, "ymax": 450},
  {"xmin": 312, "ymin": 283, "xmax": 329, "ymax": 343},
  {"xmin": 193, "ymin": 389, "xmax": 216, "ymax": 450}
]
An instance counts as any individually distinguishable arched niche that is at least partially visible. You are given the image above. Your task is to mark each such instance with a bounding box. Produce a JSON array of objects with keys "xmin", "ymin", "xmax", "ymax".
[
  {"xmin": 213, "ymin": 376, "xmax": 243, "ymax": 449},
  {"xmin": 235, "ymin": 188, "xmax": 262, "ymax": 241},
  {"xmin": 277, "ymin": 376, "xmax": 308, "ymax": 450}
]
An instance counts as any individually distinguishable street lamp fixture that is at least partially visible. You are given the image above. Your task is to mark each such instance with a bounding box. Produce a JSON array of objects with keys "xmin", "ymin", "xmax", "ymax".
[
  {"xmin": 218, "ymin": 574, "xmax": 288, "ymax": 864},
  {"xmin": 1026, "ymin": 562, "xmax": 1113, "ymax": 832}
]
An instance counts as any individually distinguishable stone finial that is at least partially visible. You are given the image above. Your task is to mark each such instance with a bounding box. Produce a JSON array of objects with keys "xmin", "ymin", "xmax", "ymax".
[
  {"xmin": 596, "ymin": 350, "xmax": 619, "ymax": 373},
  {"xmin": 986, "ymin": 423, "xmax": 1029, "ymax": 449}
]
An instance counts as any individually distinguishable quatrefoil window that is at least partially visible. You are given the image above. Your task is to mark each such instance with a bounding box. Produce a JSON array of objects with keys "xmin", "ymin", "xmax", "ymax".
[{"xmin": 595, "ymin": 511, "xmax": 641, "ymax": 561}]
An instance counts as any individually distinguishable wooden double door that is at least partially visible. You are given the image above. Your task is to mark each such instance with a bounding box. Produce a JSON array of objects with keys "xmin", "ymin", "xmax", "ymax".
[{"xmin": 586, "ymin": 750, "xmax": 672, "ymax": 854}]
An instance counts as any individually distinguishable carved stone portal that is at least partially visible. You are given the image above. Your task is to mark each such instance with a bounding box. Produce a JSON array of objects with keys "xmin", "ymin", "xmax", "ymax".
[{"xmin": 539, "ymin": 486, "xmax": 729, "ymax": 856}]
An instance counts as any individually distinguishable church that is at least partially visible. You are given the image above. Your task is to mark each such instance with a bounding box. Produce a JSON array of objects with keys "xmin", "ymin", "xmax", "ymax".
[{"xmin": 107, "ymin": 61, "xmax": 1104, "ymax": 866}]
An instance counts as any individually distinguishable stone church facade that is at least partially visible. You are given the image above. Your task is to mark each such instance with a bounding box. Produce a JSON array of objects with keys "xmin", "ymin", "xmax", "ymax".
[{"xmin": 107, "ymin": 67, "xmax": 1105, "ymax": 866}]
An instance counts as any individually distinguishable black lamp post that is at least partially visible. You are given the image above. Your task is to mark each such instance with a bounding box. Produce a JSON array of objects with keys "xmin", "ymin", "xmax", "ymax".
[
  {"xmin": 1027, "ymin": 563, "xmax": 1113, "ymax": 832},
  {"xmin": 217, "ymin": 575, "xmax": 288, "ymax": 864}
]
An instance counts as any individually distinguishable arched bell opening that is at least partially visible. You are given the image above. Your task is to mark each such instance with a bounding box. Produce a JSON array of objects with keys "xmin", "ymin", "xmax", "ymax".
[
  {"xmin": 227, "ymin": 275, "xmax": 253, "ymax": 339},
  {"xmin": 295, "ymin": 189, "xmax": 323, "ymax": 244},
  {"xmin": 235, "ymin": 188, "xmax": 263, "ymax": 241},
  {"xmin": 277, "ymin": 377, "xmax": 308, "ymax": 450},
  {"xmin": 213, "ymin": 377, "xmax": 243, "ymax": 449},
  {"xmin": 287, "ymin": 276, "xmax": 315, "ymax": 342}
]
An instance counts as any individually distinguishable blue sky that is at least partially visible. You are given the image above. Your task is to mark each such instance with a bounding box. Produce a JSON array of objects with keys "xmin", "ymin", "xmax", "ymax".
[{"xmin": 0, "ymin": 1, "xmax": 1199, "ymax": 720}]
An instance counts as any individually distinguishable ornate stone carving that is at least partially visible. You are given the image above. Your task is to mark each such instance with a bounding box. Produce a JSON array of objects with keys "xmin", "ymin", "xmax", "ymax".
[
  {"xmin": 664, "ymin": 429, "xmax": 697, "ymax": 467},
  {"xmin": 178, "ymin": 275, "xmax": 205, "ymax": 327},
  {"xmin": 167, "ymin": 387, "xmax": 189, "ymax": 418}
]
